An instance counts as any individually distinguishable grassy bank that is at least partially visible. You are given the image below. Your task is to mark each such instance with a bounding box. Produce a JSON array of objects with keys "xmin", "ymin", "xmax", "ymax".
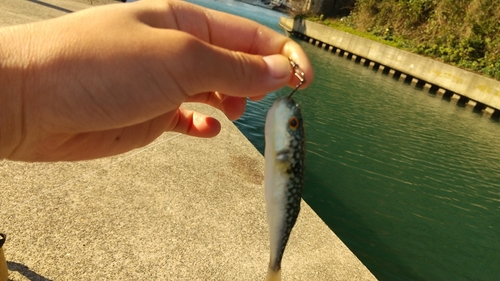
[{"xmin": 306, "ymin": 0, "xmax": 500, "ymax": 81}]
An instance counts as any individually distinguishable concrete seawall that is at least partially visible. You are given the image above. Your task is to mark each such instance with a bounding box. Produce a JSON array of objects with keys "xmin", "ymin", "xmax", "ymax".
[
  {"xmin": 0, "ymin": 0, "xmax": 377, "ymax": 280},
  {"xmin": 280, "ymin": 18, "xmax": 500, "ymax": 118}
]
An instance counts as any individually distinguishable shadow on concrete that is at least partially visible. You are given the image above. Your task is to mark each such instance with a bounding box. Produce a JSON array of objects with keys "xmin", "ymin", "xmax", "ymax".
[
  {"xmin": 7, "ymin": 261, "xmax": 53, "ymax": 281},
  {"xmin": 27, "ymin": 0, "xmax": 73, "ymax": 13}
]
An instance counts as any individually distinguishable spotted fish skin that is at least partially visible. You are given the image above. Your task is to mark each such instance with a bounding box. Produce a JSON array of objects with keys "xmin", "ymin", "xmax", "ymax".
[{"xmin": 264, "ymin": 97, "xmax": 305, "ymax": 281}]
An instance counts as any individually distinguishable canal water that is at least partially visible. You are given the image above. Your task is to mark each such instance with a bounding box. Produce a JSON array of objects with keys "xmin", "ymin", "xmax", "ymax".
[{"xmin": 188, "ymin": 0, "xmax": 500, "ymax": 280}]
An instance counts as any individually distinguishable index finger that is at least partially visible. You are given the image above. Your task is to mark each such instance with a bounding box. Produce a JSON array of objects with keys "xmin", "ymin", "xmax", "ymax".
[{"xmin": 134, "ymin": 0, "xmax": 313, "ymax": 87}]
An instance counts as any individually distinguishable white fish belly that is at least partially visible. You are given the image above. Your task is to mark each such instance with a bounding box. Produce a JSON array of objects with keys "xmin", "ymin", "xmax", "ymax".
[{"xmin": 264, "ymin": 148, "xmax": 290, "ymax": 264}]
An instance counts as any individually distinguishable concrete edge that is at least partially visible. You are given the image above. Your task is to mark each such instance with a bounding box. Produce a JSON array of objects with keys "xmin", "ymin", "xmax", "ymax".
[{"xmin": 0, "ymin": 1, "xmax": 378, "ymax": 280}]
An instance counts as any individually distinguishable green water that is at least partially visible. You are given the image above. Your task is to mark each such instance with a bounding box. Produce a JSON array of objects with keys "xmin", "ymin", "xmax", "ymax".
[
  {"xmin": 189, "ymin": 0, "xmax": 500, "ymax": 280},
  {"xmin": 296, "ymin": 46, "xmax": 500, "ymax": 281}
]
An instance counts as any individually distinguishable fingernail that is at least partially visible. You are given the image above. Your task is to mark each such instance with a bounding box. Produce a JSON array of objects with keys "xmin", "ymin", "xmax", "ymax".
[{"xmin": 263, "ymin": 55, "xmax": 290, "ymax": 79}]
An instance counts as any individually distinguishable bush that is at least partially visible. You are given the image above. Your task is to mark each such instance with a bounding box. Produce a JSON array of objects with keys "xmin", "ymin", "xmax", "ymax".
[{"xmin": 344, "ymin": 0, "xmax": 500, "ymax": 80}]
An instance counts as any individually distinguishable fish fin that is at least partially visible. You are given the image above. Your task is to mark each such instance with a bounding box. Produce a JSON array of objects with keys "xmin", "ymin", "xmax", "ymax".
[
  {"xmin": 276, "ymin": 149, "xmax": 290, "ymax": 162},
  {"xmin": 266, "ymin": 268, "xmax": 282, "ymax": 281}
]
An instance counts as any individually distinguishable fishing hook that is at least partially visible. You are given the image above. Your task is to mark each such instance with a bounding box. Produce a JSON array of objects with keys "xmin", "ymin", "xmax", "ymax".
[{"xmin": 288, "ymin": 58, "xmax": 306, "ymax": 98}]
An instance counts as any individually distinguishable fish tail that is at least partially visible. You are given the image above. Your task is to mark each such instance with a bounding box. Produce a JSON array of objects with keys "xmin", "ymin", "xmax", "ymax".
[{"xmin": 266, "ymin": 267, "xmax": 282, "ymax": 281}]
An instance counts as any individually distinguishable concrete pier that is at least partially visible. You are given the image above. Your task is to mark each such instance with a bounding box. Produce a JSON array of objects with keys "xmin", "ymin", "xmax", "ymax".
[
  {"xmin": 280, "ymin": 18, "xmax": 500, "ymax": 119},
  {"xmin": 0, "ymin": 1, "xmax": 377, "ymax": 280}
]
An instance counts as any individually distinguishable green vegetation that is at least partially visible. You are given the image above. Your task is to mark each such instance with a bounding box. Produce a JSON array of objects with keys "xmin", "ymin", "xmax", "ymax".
[{"xmin": 307, "ymin": 0, "xmax": 500, "ymax": 81}]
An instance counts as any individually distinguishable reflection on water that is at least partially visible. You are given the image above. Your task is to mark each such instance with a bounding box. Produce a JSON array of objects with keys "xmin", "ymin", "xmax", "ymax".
[{"xmin": 189, "ymin": 0, "xmax": 500, "ymax": 280}]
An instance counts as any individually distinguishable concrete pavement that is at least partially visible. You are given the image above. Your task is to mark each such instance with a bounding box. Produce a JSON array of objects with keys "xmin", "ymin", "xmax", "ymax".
[{"xmin": 0, "ymin": 1, "xmax": 377, "ymax": 280}]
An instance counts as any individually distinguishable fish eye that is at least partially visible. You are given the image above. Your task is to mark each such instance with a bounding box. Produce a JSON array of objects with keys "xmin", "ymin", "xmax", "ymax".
[{"xmin": 288, "ymin": 117, "xmax": 299, "ymax": 130}]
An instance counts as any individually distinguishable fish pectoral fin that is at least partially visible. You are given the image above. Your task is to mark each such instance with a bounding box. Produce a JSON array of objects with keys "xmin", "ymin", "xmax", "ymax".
[{"xmin": 276, "ymin": 149, "xmax": 290, "ymax": 162}]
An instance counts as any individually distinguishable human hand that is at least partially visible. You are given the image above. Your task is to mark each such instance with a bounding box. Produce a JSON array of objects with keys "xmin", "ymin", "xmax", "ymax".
[{"xmin": 0, "ymin": 0, "xmax": 313, "ymax": 162}]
